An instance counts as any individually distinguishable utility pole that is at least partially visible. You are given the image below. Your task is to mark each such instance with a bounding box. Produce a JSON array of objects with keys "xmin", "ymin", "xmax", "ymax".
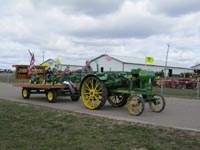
[
  {"xmin": 42, "ymin": 51, "xmax": 45, "ymax": 62},
  {"xmin": 164, "ymin": 44, "xmax": 170, "ymax": 77}
]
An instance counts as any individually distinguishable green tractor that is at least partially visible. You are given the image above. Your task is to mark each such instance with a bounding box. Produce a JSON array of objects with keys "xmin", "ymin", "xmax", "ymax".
[
  {"xmin": 80, "ymin": 68, "xmax": 165, "ymax": 116},
  {"xmin": 44, "ymin": 75, "xmax": 61, "ymax": 84},
  {"xmin": 29, "ymin": 76, "xmax": 40, "ymax": 84}
]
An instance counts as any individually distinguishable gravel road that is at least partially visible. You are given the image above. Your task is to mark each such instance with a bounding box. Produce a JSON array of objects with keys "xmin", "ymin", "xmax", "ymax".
[{"xmin": 0, "ymin": 83, "xmax": 200, "ymax": 132}]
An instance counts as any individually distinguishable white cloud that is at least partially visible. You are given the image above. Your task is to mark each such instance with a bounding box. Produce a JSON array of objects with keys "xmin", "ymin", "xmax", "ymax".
[
  {"xmin": 0, "ymin": 0, "xmax": 200, "ymax": 69},
  {"xmin": 32, "ymin": 0, "xmax": 125, "ymax": 16},
  {"xmin": 149, "ymin": 0, "xmax": 200, "ymax": 16}
]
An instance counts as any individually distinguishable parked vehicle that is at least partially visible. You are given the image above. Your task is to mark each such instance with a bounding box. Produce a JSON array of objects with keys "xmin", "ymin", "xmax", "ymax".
[{"xmin": 177, "ymin": 78, "xmax": 197, "ymax": 89}]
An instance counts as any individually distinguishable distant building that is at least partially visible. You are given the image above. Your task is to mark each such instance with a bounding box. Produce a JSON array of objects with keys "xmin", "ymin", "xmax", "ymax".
[
  {"xmin": 191, "ymin": 64, "xmax": 200, "ymax": 73},
  {"xmin": 40, "ymin": 55, "xmax": 194, "ymax": 76},
  {"xmin": 90, "ymin": 54, "xmax": 193, "ymax": 76},
  {"xmin": 40, "ymin": 59, "xmax": 84, "ymax": 71}
]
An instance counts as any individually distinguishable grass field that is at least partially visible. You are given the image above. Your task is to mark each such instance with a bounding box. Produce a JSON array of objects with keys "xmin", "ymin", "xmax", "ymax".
[
  {"xmin": 0, "ymin": 100, "xmax": 200, "ymax": 150},
  {"xmin": 153, "ymin": 87, "xmax": 199, "ymax": 99},
  {"xmin": 0, "ymin": 73, "xmax": 28, "ymax": 83}
]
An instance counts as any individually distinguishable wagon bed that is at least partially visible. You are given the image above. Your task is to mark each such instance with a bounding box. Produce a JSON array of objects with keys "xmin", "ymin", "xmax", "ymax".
[
  {"xmin": 13, "ymin": 83, "xmax": 68, "ymax": 89},
  {"xmin": 13, "ymin": 83, "xmax": 80, "ymax": 102}
]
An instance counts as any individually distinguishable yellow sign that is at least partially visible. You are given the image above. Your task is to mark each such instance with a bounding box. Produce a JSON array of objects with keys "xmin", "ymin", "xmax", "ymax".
[{"xmin": 145, "ymin": 56, "xmax": 154, "ymax": 64}]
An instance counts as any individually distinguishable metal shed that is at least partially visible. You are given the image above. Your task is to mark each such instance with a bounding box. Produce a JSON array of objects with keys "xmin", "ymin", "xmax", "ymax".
[{"xmin": 90, "ymin": 54, "xmax": 193, "ymax": 76}]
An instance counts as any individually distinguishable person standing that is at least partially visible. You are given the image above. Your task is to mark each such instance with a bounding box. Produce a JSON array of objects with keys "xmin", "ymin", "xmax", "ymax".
[{"xmin": 82, "ymin": 60, "xmax": 93, "ymax": 78}]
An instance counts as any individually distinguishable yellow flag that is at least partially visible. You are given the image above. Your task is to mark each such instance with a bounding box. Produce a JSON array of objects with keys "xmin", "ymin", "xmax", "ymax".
[
  {"xmin": 145, "ymin": 56, "xmax": 154, "ymax": 64},
  {"xmin": 55, "ymin": 58, "xmax": 62, "ymax": 64}
]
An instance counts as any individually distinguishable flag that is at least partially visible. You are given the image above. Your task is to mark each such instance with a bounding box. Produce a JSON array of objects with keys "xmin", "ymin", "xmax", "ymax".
[
  {"xmin": 145, "ymin": 56, "xmax": 154, "ymax": 64},
  {"xmin": 27, "ymin": 50, "xmax": 35, "ymax": 75},
  {"xmin": 55, "ymin": 58, "xmax": 62, "ymax": 64}
]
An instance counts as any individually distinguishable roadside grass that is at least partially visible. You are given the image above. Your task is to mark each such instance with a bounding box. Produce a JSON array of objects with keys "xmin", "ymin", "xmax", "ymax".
[
  {"xmin": 0, "ymin": 100, "xmax": 200, "ymax": 150},
  {"xmin": 153, "ymin": 87, "xmax": 199, "ymax": 99},
  {"xmin": 0, "ymin": 73, "xmax": 28, "ymax": 83}
]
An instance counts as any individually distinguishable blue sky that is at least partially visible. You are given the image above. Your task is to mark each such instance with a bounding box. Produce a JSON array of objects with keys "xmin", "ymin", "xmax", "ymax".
[{"xmin": 0, "ymin": 0, "xmax": 200, "ymax": 69}]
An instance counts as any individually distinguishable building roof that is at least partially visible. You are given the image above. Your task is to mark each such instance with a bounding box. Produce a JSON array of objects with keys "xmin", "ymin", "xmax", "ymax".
[
  {"xmin": 191, "ymin": 64, "xmax": 200, "ymax": 68},
  {"xmin": 91, "ymin": 54, "xmax": 192, "ymax": 69}
]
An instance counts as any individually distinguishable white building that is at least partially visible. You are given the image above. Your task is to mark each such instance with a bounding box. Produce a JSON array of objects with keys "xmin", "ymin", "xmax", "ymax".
[
  {"xmin": 41, "ymin": 59, "xmax": 84, "ymax": 71},
  {"xmin": 90, "ymin": 54, "xmax": 194, "ymax": 76},
  {"xmin": 41, "ymin": 55, "xmax": 194, "ymax": 76}
]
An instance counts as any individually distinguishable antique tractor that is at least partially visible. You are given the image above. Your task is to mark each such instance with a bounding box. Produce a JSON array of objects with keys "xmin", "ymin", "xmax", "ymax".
[
  {"xmin": 29, "ymin": 74, "xmax": 60, "ymax": 85},
  {"xmin": 29, "ymin": 76, "xmax": 40, "ymax": 84},
  {"xmin": 80, "ymin": 68, "xmax": 165, "ymax": 116},
  {"xmin": 44, "ymin": 75, "xmax": 61, "ymax": 84}
]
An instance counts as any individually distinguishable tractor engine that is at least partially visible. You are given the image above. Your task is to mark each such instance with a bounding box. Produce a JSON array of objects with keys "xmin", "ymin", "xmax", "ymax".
[
  {"xmin": 131, "ymin": 68, "xmax": 155, "ymax": 89},
  {"xmin": 96, "ymin": 68, "xmax": 155, "ymax": 90},
  {"xmin": 102, "ymin": 72, "xmax": 129, "ymax": 88}
]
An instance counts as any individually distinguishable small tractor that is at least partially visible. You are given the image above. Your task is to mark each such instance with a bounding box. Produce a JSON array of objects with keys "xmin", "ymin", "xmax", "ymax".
[{"xmin": 79, "ymin": 68, "xmax": 165, "ymax": 116}]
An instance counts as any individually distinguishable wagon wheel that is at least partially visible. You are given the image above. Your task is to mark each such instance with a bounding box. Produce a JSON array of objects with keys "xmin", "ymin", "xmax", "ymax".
[
  {"xmin": 127, "ymin": 95, "xmax": 144, "ymax": 116},
  {"xmin": 81, "ymin": 76, "xmax": 107, "ymax": 110},
  {"xmin": 71, "ymin": 91, "xmax": 80, "ymax": 101},
  {"xmin": 148, "ymin": 94, "xmax": 165, "ymax": 112},
  {"xmin": 22, "ymin": 88, "xmax": 30, "ymax": 99},
  {"xmin": 108, "ymin": 94, "xmax": 129, "ymax": 107},
  {"xmin": 46, "ymin": 90, "xmax": 56, "ymax": 103}
]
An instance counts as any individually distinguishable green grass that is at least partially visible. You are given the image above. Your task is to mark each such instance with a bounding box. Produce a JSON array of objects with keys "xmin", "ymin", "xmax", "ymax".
[
  {"xmin": 0, "ymin": 73, "xmax": 29, "ymax": 83},
  {"xmin": 153, "ymin": 87, "xmax": 199, "ymax": 99},
  {"xmin": 0, "ymin": 100, "xmax": 200, "ymax": 150}
]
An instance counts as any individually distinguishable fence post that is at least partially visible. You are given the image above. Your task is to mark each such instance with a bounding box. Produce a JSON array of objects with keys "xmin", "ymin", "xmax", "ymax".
[
  {"xmin": 161, "ymin": 79, "xmax": 163, "ymax": 95},
  {"xmin": 197, "ymin": 82, "xmax": 199, "ymax": 98},
  {"xmin": 7, "ymin": 73, "xmax": 10, "ymax": 83}
]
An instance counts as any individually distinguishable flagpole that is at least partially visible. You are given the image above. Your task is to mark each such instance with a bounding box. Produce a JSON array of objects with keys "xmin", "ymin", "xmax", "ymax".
[
  {"xmin": 43, "ymin": 51, "xmax": 45, "ymax": 62},
  {"xmin": 164, "ymin": 44, "xmax": 170, "ymax": 77}
]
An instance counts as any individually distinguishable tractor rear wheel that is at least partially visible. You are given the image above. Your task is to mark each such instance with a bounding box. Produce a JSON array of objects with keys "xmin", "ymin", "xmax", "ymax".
[
  {"xmin": 127, "ymin": 95, "xmax": 144, "ymax": 116},
  {"xmin": 148, "ymin": 94, "xmax": 165, "ymax": 112},
  {"xmin": 81, "ymin": 76, "xmax": 107, "ymax": 110},
  {"xmin": 108, "ymin": 94, "xmax": 129, "ymax": 107}
]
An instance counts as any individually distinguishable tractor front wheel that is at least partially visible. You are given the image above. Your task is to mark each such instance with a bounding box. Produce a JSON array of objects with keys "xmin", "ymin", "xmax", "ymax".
[
  {"xmin": 108, "ymin": 94, "xmax": 129, "ymax": 107},
  {"xmin": 81, "ymin": 76, "xmax": 107, "ymax": 110},
  {"xmin": 71, "ymin": 91, "xmax": 80, "ymax": 101},
  {"xmin": 148, "ymin": 94, "xmax": 165, "ymax": 112},
  {"xmin": 127, "ymin": 95, "xmax": 144, "ymax": 116}
]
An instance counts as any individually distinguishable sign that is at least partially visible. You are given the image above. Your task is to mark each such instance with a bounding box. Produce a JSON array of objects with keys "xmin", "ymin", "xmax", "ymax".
[
  {"xmin": 145, "ymin": 56, "xmax": 154, "ymax": 64},
  {"xmin": 12, "ymin": 65, "xmax": 45, "ymax": 79}
]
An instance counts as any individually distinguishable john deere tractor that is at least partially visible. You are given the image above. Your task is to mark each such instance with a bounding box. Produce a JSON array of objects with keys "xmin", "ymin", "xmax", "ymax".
[{"xmin": 80, "ymin": 68, "xmax": 165, "ymax": 116}]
